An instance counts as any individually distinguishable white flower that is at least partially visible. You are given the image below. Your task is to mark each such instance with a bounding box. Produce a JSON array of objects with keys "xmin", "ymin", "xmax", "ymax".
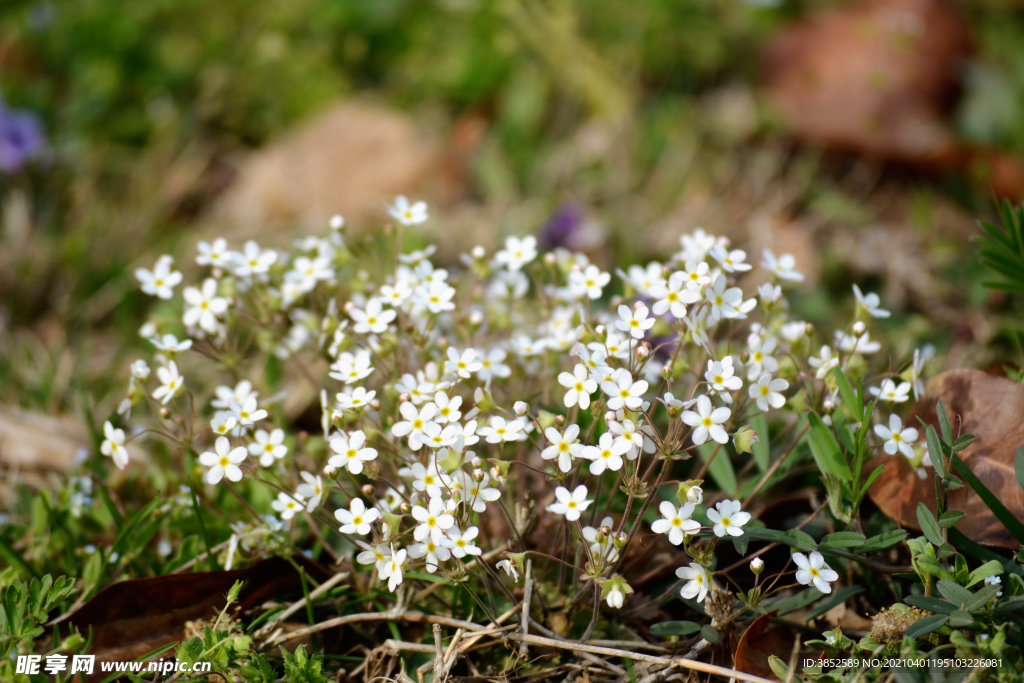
[
  {"xmin": 153, "ymin": 361, "xmax": 185, "ymax": 404},
  {"xmin": 101, "ymin": 421, "xmax": 129, "ymax": 470},
  {"xmin": 446, "ymin": 526, "xmax": 482, "ymax": 558},
  {"xmin": 464, "ymin": 472, "xmax": 501, "ymax": 513},
  {"xmin": 601, "ymin": 368, "xmax": 649, "ymax": 411},
  {"xmin": 541, "ymin": 424, "xmax": 585, "ymax": 473},
  {"xmin": 615, "ymin": 304, "xmax": 655, "ymax": 340},
  {"xmin": 250, "ymin": 428, "xmax": 288, "ymax": 466},
  {"xmin": 910, "ymin": 346, "xmax": 933, "ymax": 400},
  {"xmin": 706, "ymin": 499, "xmax": 751, "ymax": 537},
  {"xmin": 212, "ymin": 414, "xmax": 238, "ymax": 437},
  {"xmin": 392, "ymin": 402, "xmax": 437, "ymax": 441},
  {"xmin": 446, "ymin": 347, "xmax": 482, "ymax": 379},
  {"xmin": 329, "ymin": 350, "xmax": 375, "ymax": 384},
  {"xmin": 356, "ymin": 541, "xmax": 392, "ymax": 572},
  {"xmin": 336, "ymin": 387, "xmax": 375, "ymax": 411},
  {"xmin": 651, "ymin": 501, "xmax": 700, "ymax": 545},
  {"xmin": 681, "ymin": 395, "xmax": 731, "ymax": 446},
  {"xmin": 705, "ymin": 274, "xmax": 744, "ymax": 320},
  {"xmin": 409, "ymin": 539, "xmax": 451, "ymax": 573},
  {"xmin": 650, "ymin": 272, "xmax": 700, "ymax": 319},
  {"xmin": 793, "ymin": 551, "xmax": 839, "ymax": 593},
  {"xmin": 379, "ymin": 279, "xmax": 412, "ymax": 307},
  {"xmin": 151, "ymin": 334, "xmax": 193, "ymax": 355},
  {"xmin": 608, "ymin": 419, "xmax": 644, "ymax": 459},
  {"xmin": 183, "ymin": 278, "xmax": 228, "ymax": 333},
  {"xmin": 496, "ymin": 559, "xmax": 520, "ymax": 582},
  {"xmin": 432, "ymin": 391, "xmax": 463, "ymax": 423},
  {"xmin": 412, "ymin": 421, "xmax": 460, "ymax": 450},
  {"xmin": 388, "ymin": 195, "xmax": 428, "ymax": 225},
  {"xmin": 212, "ymin": 380, "xmax": 257, "ymax": 410},
  {"xmin": 412, "ymin": 497, "xmax": 455, "ymax": 544},
  {"xmin": 583, "ymin": 432, "xmax": 630, "ymax": 475},
  {"xmin": 853, "ymin": 284, "xmax": 890, "ymax": 318},
  {"xmin": 379, "ymin": 544, "xmax": 407, "ymax": 592},
  {"xmin": 335, "ymin": 498, "xmax": 380, "ymax": 535},
  {"xmin": 230, "ymin": 396, "xmax": 268, "ymax": 426},
  {"xmin": 328, "ymin": 430, "xmax": 378, "ymax": 474},
  {"xmin": 676, "ymin": 563, "xmax": 709, "ymax": 603},
  {"xmin": 581, "ymin": 516, "xmax": 618, "ymax": 561},
  {"xmin": 559, "ymin": 364, "xmax": 598, "ymax": 410},
  {"xmin": 476, "ymin": 416, "xmax": 526, "ymax": 443},
  {"xmin": 136, "ymin": 256, "xmax": 182, "ymax": 299},
  {"xmin": 199, "ymin": 436, "xmax": 248, "ymax": 484},
  {"xmin": 678, "ymin": 229, "xmax": 717, "ymax": 262},
  {"xmin": 836, "ymin": 331, "xmax": 881, "ymax": 355},
  {"xmin": 416, "ymin": 280, "xmax": 456, "ymax": 313},
  {"xmin": 710, "ymin": 244, "xmax": 752, "ymax": 272},
  {"xmin": 870, "ymin": 379, "xmax": 912, "ymax": 404},
  {"xmin": 409, "ymin": 461, "xmax": 446, "ymax": 499},
  {"xmin": 494, "ymin": 235, "xmax": 538, "ymax": 271},
  {"xmin": 233, "ymin": 241, "xmax": 277, "ymax": 278},
  {"xmin": 746, "ymin": 336, "xmax": 779, "ymax": 380},
  {"xmin": 750, "ymin": 374, "xmax": 788, "ymax": 411},
  {"xmin": 619, "ymin": 262, "xmax": 665, "ymax": 294},
  {"xmin": 272, "ymin": 492, "xmax": 305, "ymax": 521},
  {"xmin": 350, "ymin": 298, "xmax": 396, "ymax": 334},
  {"xmin": 197, "ymin": 238, "xmax": 232, "ymax": 268},
  {"xmin": 809, "ymin": 346, "xmax": 840, "ymax": 379},
  {"xmin": 297, "ymin": 472, "xmax": 324, "ymax": 511},
  {"xmin": 681, "ymin": 260, "xmax": 711, "ymax": 290},
  {"xmin": 705, "ymin": 357, "xmax": 743, "ymax": 397},
  {"xmin": 576, "ymin": 346, "xmax": 613, "ymax": 381},
  {"xmin": 130, "ymin": 359, "xmax": 151, "ymax": 380},
  {"xmin": 569, "ymin": 265, "xmax": 611, "ymax": 300},
  {"xmin": 761, "ymin": 249, "xmax": 804, "ymax": 282},
  {"xmin": 874, "ymin": 414, "xmax": 919, "ymax": 459},
  {"xmin": 546, "ymin": 485, "xmax": 592, "ymax": 522},
  {"xmin": 758, "ymin": 283, "xmax": 782, "ymax": 304}
]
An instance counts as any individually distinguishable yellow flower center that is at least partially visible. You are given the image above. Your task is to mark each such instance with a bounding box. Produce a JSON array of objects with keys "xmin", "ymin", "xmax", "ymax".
[
  {"xmin": 559, "ymin": 442, "xmax": 570, "ymax": 452},
  {"xmin": 219, "ymin": 456, "xmax": 230, "ymax": 467},
  {"xmin": 353, "ymin": 516, "xmax": 363, "ymax": 525}
]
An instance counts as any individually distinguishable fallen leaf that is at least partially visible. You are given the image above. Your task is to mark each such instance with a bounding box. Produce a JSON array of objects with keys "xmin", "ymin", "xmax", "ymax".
[
  {"xmin": 733, "ymin": 610, "xmax": 806, "ymax": 681},
  {"xmin": 868, "ymin": 369, "xmax": 1024, "ymax": 549},
  {"xmin": 55, "ymin": 555, "xmax": 330, "ymax": 681}
]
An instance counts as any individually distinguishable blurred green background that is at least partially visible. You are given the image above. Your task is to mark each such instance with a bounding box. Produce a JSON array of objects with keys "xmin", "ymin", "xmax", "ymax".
[{"xmin": 3, "ymin": 0, "xmax": 1024, "ymax": 414}]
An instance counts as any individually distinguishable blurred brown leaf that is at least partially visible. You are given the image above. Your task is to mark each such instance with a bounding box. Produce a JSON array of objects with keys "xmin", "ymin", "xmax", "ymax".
[
  {"xmin": 55, "ymin": 555, "xmax": 329, "ymax": 681},
  {"xmin": 733, "ymin": 610, "xmax": 806, "ymax": 681},
  {"xmin": 868, "ymin": 369, "xmax": 1024, "ymax": 549}
]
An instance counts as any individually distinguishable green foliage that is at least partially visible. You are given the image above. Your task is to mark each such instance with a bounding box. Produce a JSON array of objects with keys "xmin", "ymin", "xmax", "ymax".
[
  {"xmin": 282, "ymin": 644, "xmax": 329, "ymax": 683},
  {"xmin": 974, "ymin": 200, "xmax": 1024, "ymax": 294},
  {"xmin": 0, "ymin": 574, "xmax": 76, "ymax": 655}
]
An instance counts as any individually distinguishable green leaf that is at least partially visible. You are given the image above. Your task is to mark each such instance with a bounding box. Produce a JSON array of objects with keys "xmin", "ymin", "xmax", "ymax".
[
  {"xmin": 936, "ymin": 401, "xmax": 952, "ymax": 445},
  {"xmin": 859, "ymin": 464, "xmax": 885, "ymax": 498},
  {"xmin": 750, "ymin": 414, "xmax": 770, "ymax": 472},
  {"xmin": 700, "ymin": 624, "xmax": 721, "ymax": 644},
  {"xmin": 188, "ymin": 477, "xmax": 218, "ymax": 572},
  {"xmin": 835, "ymin": 369, "xmax": 861, "ymax": 420},
  {"xmin": 698, "ymin": 442, "xmax": 737, "ymax": 496},
  {"xmin": 925, "ymin": 425, "xmax": 946, "ymax": 476},
  {"xmin": 951, "ymin": 434, "xmax": 975, "ymax": 453},
  {"xmin": 784, "ymin": 529, "xmax": 817, "ymax": 551},
  {"xmin": 820, "ymin": 532, "xmax": 866, "ymax": 549},
  {"xmin": 966, "ymin": 560, "xmax": 1004, "ymax": 588},
  {"xmin": 650, "ymin": 621, "xmax": 701, "ymax": 636},
  {"xmin": 995, "ymin": 595, "xmax": 1024, "ymax": 613},
  {"xmin": 111, "ymin": 497, "xmax": 163, "ymax": 560},
  {"xmin": 1016, "ymin": 446, "xmax": 1024, "ymax": 494},
  {"xmin": 854, "ymin": 529, "xmax": 907, "ymax": 554},
  {"xmin": 936, "ymin": 580, "xmax": 973, "ymax": 607},
  {"xmin": 805, "ymin": 586, "xmax": 863, "ymax": 621},
  {"xmin": 903, "ymin": 596, "xmax": 955, "ymax": 614},
  {"xmin": 904, "ymin": 613, "xmax": 948, "ymax": 639},
  {"xmin": 404, "ymin": 571, "xmax": 454, "ymax": 586},
  {"xmin": 0, "ymin": 537, "xmax": 38, "ymax": 579},
  {"xmin": 916, "ymin": 503, "xmax": 943, "ymax": 546},
  {"xmin": 937, "ymin": 510, "xmax": 965, "ymax": 529},
  {"xmin": 964, "ymin": 585, "xmax": 1001, "ymax": 611},
  {"xmin": 768, "ymin": 656, "xmax": 790, "ymax": 680},
  {"xmin": 807, "ymin": 413, "xmax": 853, "ymax": 482},
  {"xmin": 941, "ymin": 473, "xmax": 963, "ymax": 491},
  {"xmin": 951, "ymin": 454, "xmax": 1024, "ymax": 544},
  {"xmin": 947, "ymin": 609, "xmax": 975, "ymax": 627}
]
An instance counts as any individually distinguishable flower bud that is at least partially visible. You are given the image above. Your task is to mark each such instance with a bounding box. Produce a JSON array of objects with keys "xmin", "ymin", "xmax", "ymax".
[
  {"xmin": 399, "ymin": 501, "xmax": 411, "ymax": 514},
  {"xmin": 472, "ymin": 468, "xmax": 485, "ymax": 481},
  {"xmin": 369, "ymin": 399, "xmax": 380, "ymax": 410},
  {"xmin": 677, "ymin": 479, "xmax": 704, "ymax": 505},
  {"xmin": 159, "ymin": 407, "xmax": 171, "ymax": 419},
  {"xmin": 595, "ymin": 325, "xmax": 607, "ymax": 342},
  {"xmin": 361, "ymin": 484, "xmax": 375, "ymax": 497},
  {"xmin": 605, "ymin": 410, "xmax": 617, "ymax": 423},
  {"xmin": 823, "ymin": 400, "xmax": 835, "ymax": 414},
  {"xmin": 750, "ymin": 557, "xmax": 764, "ymax": 575},
  {"xmin": 599, "ymin": 525, "xmax": 611, "ymax": 537},
  {"xmin": 634, "ymin": 300, "xmax": 645, "ymax": 311},
  {"xmin": 636, "ymin": 343, "xmax": 650, "ymax": 359},
  {"xmin": 330, "ymin": 215, "xmax": 345, "ymax": 230},
  {"xmin": 555, "ymin": 414, "xmax": 565, "ymax": 426},
  {"xmin": 613, "ymin": 531, "xmax": 628, "ymax": 550},
  {"xmin": 343, "ymin": 301, "xmax": 355, "ymax": 313},
  {"xmin": 399, "ymin": 393, "xmax": 410, "ymax": 403},
  {"xmin": 732, "ymin": 425, "xmax": 758, "ymax": 454},
  {"xmin": 437, "ymin": 337, "xmax": 449, "ymax": 351},
  {"xmin": 804, "ymin": 322, "xmax": 814, "ymax": 337},
  {"xmin": 661, "ymin": 363, "xmax": 673, "ymax": 380},
  {"xmin": 852, "ymin": 321, "xmax": 866, "ymax": 336},
  {"xmin": 469, "ymin": 310, "xmax": 484, "ymax": 326},
  {"xmin": 471, "ymin": 246, "xmax": 486, "ymax": 259},
  {"xmin": 471, "ymin": 456, "xmax": 483, "ymax": 468},
  {"xmin": 543, "ymin": 252, "xmax": 557, "ymax": 265},
  {"xmin": 514, "ymin": 401, "xmax": 529, "ymax": 416}
]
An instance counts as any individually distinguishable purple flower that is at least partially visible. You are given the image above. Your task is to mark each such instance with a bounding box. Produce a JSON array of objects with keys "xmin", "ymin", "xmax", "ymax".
[
  {"xmin": 0, "ymin": 99, "xmax": 46, "ymax": 172},
  {"xmin": 539, "ymin": 203, "xmax": 586, "ymax": 250}
]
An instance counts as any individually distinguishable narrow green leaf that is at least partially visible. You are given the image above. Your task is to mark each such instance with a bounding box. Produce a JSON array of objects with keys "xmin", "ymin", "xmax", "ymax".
[
  {"xmin": 820, "ymin": 531, "xmax": 866, "ymax": 549},
  {"xmin": 767, "ymin": 656, "xmax": 790, "ymax": 680},
  {"xmin": 835, "ymin": 370, "xmax": 861, "ymax": 420},
  {"xmin": 904, "ymin": 613, "xmax": 948, "ymax": 639},
  {"xmin": 188, "ymin": 477, "xmax": 218, "ymax": 572},
  {"xmin": 750, "ymin": 414, "xmax": 770, "ymax": 472},
  {"xmin": 700, "ymin": 624, "xmax": 721, "ymax": 644},
  {"xmin": 404, "ymin": 571, "xmax": 454, "ymax": 585},
  {"xmin": 951, "ymin": 454, "xmax": 1024, "ymax": 544},
  {"xmin": 1016, "ymin": 446, "xmax": 1024, "ymax": 494},
  {"xmin": 936, "ymin": 579, "xmax": 973, "ymax": 607},
  {"xmin": 111, "ymin": 497, "xmax": 162, "ymax": 559},
  {"xmin": 855, "ymin": 529, "xmax": 907, "ymax": 554},
  {"xmin": 806, "ymin": 586, "xmax": 863, "ymax": 621},
  {"xmin": 807, "ymin": 413, "xmax": 853, "ymax": 482},
  {"xmin": 0, "ymin": 536, "xmax": 39, "ymax": 579},
  {"xmin": 784, "ymin": 528, "xmax": 817, "ymax": 551},
  {"xmin": 964, "ymin": 584, "xmax": 1000, "ymax": 611},
  {"xmin": 995, "ymin": 595, "xmax": 1024, "ymax": 613},
  {"xmin": 698, "ymin": 442, "xmax": 737, "ymax": 496},
  {"xmin": 936, "ymin": 401, "xmax": 952, "ymax": 446},
  {"xmin": 650, "ymin": 621, "xmax": 701, "ymax": 636},
  {"xmin": 903, "ymin": 595, "xmax": 955, "ymax": 614},
  {"xmin": 859, "ymin": 464, "xmax": 885, "ymax": 499},
  {"xmin": 925, "ymin": 426, "xmax": 946, "ymax": 476},
  {"xmin": 951, "ymin": 434, "xmax": 975, "ymax": 453},
  {"xmin": 947, "ymin": 609, "xmax": 975, "ymax": 627},
  {"xmin": 916, "ymin": 503, "xmax": 943, "ymax": 546},
  {"xmin": 949, "ymin": 530, "xmax": 1006, "ymax": 563}
]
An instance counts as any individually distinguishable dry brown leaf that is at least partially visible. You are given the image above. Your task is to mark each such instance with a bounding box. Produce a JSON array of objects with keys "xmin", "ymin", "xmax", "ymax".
[
  {"xmin": 868, "ymin": 369, "xmax": 1024, "ymax": 549},
  {"xmin": 55, "ymin": 555, "xmax": 330, "ymax": 681},
  {"xmin": 733, "ymin": 610, "xmax": 808, "ymax": 681}
]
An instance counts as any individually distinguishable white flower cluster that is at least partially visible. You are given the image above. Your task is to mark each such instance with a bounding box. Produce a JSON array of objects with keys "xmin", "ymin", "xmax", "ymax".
[{"xmin": 106, "ymin": 199, "xmax": 934, "ymax": 612}]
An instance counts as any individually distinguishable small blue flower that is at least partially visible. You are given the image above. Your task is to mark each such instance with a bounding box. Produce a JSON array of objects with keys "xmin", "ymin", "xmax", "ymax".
[{"xmin": 0, "ymin": 98, "xmax": 46, "ymax": 172}]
